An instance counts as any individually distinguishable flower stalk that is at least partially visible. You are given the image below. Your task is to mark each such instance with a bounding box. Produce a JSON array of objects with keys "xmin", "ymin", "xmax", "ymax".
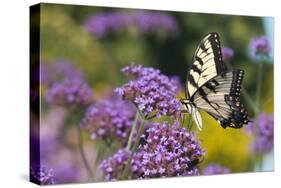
[
  {"xmin": 122, "ymin": 110, "xmax": 145, "ymax": 179},
  {"xmin": 77, "ymin": 126, "xmax": 94, "ymax": 181},
  {"xmin": 126, "ymin": 112, "xmax": 139, "ymax": 150},
  {"xmin": 67, "ymin": 109, "xmax": 94, "ymax": 181}
]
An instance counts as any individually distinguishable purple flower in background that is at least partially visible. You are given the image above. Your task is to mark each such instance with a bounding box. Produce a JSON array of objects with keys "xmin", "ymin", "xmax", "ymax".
[
  {"xmin": 134, "ymin": 11, "xmax": 178, "ymax": 34},
  {"xmin": 84, "ymin": 11, "xmax": 178, "ymax": 38},
  {"xmin": 40, "ymin": 64, "xmax": 51, "ymax": 85},
  {"xmin": 53, "ymin": 162, "xmax": 82, "ymax": 184},
  {"xmin": 41, "ymin": 60, "xmax": 84, "ymax": 85},
  {"xmin": 40, "ymin": 135, "xmax": 58, "ymax": 159},
  {"xmin": 247, "ymin": 113, "xmax": 274, "ymax": 154},
  {"xmin": 100, "ymin": 121, "xmax": 205, "ymax": 180},
  {"xmin": 54, "ymin": 60, "xmax": 84, "ymax": 80},
  {"xmin": 39, "ymin": 141, "xmax": 88, "ymax": 184},
  {"xmin": 30, "ymin": 165, "xmax": 55, "ymax": 185},
  {"xmin": 35, "ymin": 101, "xmax": 90, "ymax": 184},
  {"xmin": 80, "ymin": 96, "xmax": 137, "ymax": 146},
  {"xmin": 202, "ymin": 164, "xmax": 230, "ymax": 175},
  {"xmin": 249, "ymin": 36, "xmax": 271, "ymax": 59},
  {"xmin": 84, "ymin": 12, "xmax": 131, "ymax": 38},
  {"xmin": 169, "ymin": 75, "xmax": 183, "ymax": 93},
  {"xmin": 115, "ymin": 63, "xmax": 181, "ymax": 118},
  {"xmin": 46, "ymin": 78, "xmax": 93, "ymax": 108},
  {"xmin": 222, "ymin": 47, "xmax": 234, "ymax": 62}
]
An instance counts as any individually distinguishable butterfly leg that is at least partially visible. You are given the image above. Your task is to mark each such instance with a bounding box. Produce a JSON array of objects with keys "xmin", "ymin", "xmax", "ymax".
[
  {"xmin": 187, "ymin": 115, "xmax": 193, "ymax": 132},
  {"xmin": 179, "ymin": 110, "xmax": 194, "ymax": 132},
  {"xmin": 180, "ymin": 110, "xmax": 189, "ymax": 114},
  {"xmin": 177, "ymin": 110, "xmax": 186, "ymax": 126}
]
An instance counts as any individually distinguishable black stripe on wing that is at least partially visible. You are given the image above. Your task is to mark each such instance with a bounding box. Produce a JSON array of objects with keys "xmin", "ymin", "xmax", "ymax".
[
  {"xmin": 195, "ymin": 32, "xmax": 226, "ymax": 73},
  {"xmin": 186, "ymin": 32, "xmax": 227, "ymax": 98}
]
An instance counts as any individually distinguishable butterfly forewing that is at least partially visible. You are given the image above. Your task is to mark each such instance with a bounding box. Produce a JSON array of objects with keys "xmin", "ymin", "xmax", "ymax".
[{"xmin": 186, "ymin": 32, "xmax": 226, "ymax": 98}]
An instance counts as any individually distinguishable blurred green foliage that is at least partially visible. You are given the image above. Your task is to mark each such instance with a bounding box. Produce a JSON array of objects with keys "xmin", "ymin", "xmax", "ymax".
[{"xmin": 39, "ymin": 3, "xmax": 273, "ymax": 173}]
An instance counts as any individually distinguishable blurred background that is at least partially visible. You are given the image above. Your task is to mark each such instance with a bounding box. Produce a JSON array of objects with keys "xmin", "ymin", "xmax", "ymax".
[{"xmin": 30, "ymin": 3, "xmax": 274, "ymax": 185}]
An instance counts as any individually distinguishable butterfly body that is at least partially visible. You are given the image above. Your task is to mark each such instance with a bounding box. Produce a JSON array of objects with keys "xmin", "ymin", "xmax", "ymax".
[
  {"xmin": 180, "ymin": 99, "xmax": 192, "ymax": 112},
  {"xmin": 181, "ymin": 32, "xmax": 249, "ymax": 130}
]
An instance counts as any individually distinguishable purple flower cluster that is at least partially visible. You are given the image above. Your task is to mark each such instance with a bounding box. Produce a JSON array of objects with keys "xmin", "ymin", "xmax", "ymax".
[
  {"xmin": 247, "ymin": 113, "xmax": 274, "ymax": 154},
  {"xmin": 134, "ymin": 11, "xmax": 178, "ymax": 34},
  {"xmin": 133, "ymin": 122, "xmax": 204, "ymax": 178},
  {"xmin": 84, "ymin": 11, "xmax": 178, "ymax": 38},
  {"xmin": 115, "ymin": 63, "xmax": 181, "ymax": 118},
  {"xmin": 41, "ymin": 60, "xmax": 83, "ymax": 85},
  {"xmin": 99, "ymin": 149, "xmax": 131, "ymax": 180},
  {"xmin": 80, "ymin": 97, "xmax": 137, "ymax": 146},
  {"xmin": 30, "ymin": 165, "xmax": 55, "ymax": 185},
  {"xmin": 222, "ymin": 47, "xmax": 234, "ymax": 62},
  {"xmin": 46, "ymin": 78, "xmax": 93, "ymax": 108},
  {"xmin": 100, "ymin": 121, "xmax": 205, "ymax": 180},
  {"xmin": 202, "ymin": 164, "xmax": 230, "ymax": 175},
  {"xmin": 249, "ymin": 36, "xmax": 271, "ymax": 59},
  {"xmin": 84, "ymin": 12, "xmax": 131, "ymax": 38}
]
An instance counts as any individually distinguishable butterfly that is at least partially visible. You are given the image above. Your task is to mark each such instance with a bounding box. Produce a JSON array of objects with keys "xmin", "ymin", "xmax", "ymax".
[{"xmin": 180, "ymin": 32, "xmax": 249, "ymax": 131}]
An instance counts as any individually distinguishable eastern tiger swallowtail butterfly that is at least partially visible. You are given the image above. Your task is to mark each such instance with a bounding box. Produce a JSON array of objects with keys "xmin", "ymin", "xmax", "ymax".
[{"xmin": 180, "ymin": 32, "xmax": 249, "ymax": 131}]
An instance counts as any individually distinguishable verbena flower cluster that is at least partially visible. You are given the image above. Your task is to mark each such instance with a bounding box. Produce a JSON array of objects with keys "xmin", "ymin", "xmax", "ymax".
[
  {"xmin": 46, "ymin": 78, "xmax": 93, "ymax": 108},
  {"xmin": 43, "ymin": 60, "xmax": 93, "ymax": 108},
  {"xmin": 249, "ymin": 36, "xmax": 271, "ymax": 59},
  {"xmin": 84, "ymin": 11, "xmax": 178, "ymax": 38},
  {"xmin": 247, "ymin": 113, "xmax": 274, "ymax": 154},
  {"xmin": 41, "ymin": 60, "xmax": 83, "ymax": 85},
  {"xmin": 133, "ymin": 11, "xmax": 178, "ymax": 34},
  {"xmin": 222, "ymin": 47, "xmax": 234, "ymax": 62},
  {"xmin": 30, "ymin": 165, "xmax": 55, "ymax": 185},
  {"xmin": 115, "ymin": 63, "xmax": 181, "ymax": 118},
  {"xmin": 202, "ymin": 164, "xmax": 230, "ymax": 175},
  {"xmin": 99, "ymin": 149, "xmax": 131, "ymax": 180},
  {"xmin": 80, "ymin": 97, "xmax": 137, "ymax": 146},
  {"xmin": 84, "ymin": 12, "xmax": 130, "ymax": 38},
  {"xmin": 100, "ymin": 121, "xmax": 205, "ymax": 180}
]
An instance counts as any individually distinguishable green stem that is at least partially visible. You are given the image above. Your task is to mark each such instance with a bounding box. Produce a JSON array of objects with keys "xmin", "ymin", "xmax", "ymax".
[
  {"xmin": 92, "ymin": 147, "xmax": 99, "ymax": 181},
  {"xmin": 262, "ymin": 96, "xmax": 273, "ymax": 108},
  {"xmin": 258, "ymin": 154, "xmax": 263, "ymax": 171},
  {"xmin": 122, "ymin": 115, "xmax": 145, "ymax": 180},
  {"xmin": 256, "ymin": 62, "xmax": 263, "ymax": 112},
  {"xmin": 241, "ymin": 85, "xmax": 259, "ymax": 115},
  {"xmin": 77, "ymin": 126, "xmax": 94, "ymax": 181},
  {"xmin": 254, "ymin": 61, "xmax": 264, "ymax": 171},
  {"xmin": 126, "ymin": 112, "xmax": 139, "ymax": 150},
  {"xmin": 64, "ymin": 110, "xmax": 95, "ymax": 181}
]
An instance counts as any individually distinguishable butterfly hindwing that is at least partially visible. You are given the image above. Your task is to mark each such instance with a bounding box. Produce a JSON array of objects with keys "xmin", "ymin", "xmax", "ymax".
[
  {"xmin": 191, "ymin": 70, "xmax": 249, "ymax": 128},
  {"xmin": 186, "ymin": 32, "xmax": 226, "ymax": 98}
]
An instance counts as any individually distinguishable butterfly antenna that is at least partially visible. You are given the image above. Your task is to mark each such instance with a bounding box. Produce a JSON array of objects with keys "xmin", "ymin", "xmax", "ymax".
[{"xmin": 176, "ymin": 96, "xmax": 184, "ymax": 101}]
